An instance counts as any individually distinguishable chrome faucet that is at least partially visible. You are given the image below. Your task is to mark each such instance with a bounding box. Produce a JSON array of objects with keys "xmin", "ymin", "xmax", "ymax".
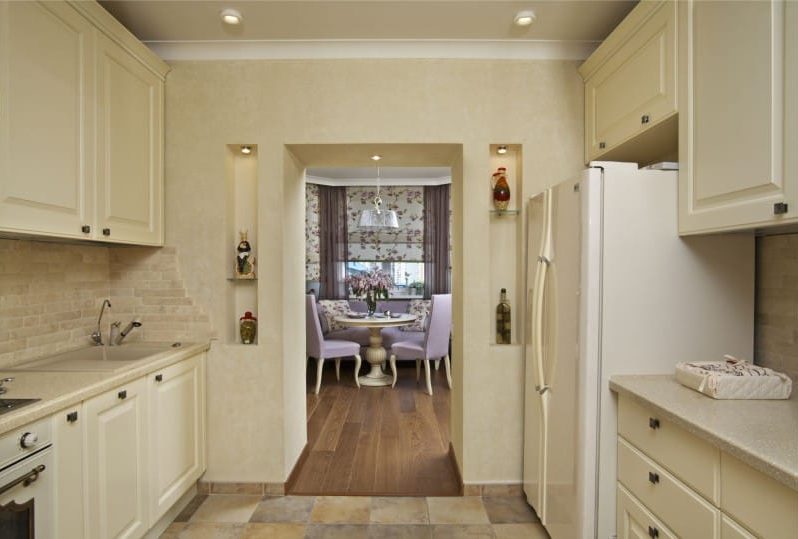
[
  {"xmin": 113, "ymin": 318, "xmax": 142, "ymax": 346},
  {"xmin": 90, "ymin": 299, "xmax": 112, "ymax": 346}
]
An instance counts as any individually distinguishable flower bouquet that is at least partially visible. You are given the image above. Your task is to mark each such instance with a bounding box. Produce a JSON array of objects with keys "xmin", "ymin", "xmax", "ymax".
[{"xmin": 346, "ymin": 269, "xmax": 393, "ymax": 314}]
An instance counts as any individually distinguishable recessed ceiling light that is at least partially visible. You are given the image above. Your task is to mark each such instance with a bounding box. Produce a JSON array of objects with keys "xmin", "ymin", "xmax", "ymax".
[
  {"xmin": 370, "ymin": 154, "xmax": 382, "ymax": 161},
  {"xmin": 497, "ymin": 145, "xmax": 508, "ymax": 155},
  {"xmin": 514, "ymin": 10, "xmax": 536, "ymax": 27},
  {"xmin": 221, "ymin": 8, "xmax": 243, "ymax": 25},
  {"xmin": 241, "ymin": 145, "xmax": 252, "ymax": 155}
]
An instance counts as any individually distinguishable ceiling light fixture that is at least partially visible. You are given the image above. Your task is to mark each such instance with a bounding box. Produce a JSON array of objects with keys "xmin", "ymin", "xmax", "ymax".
[
  {"xmin": 497, "ymin": 145, "xmax": 508, "ymax": 155},
  {"xmin": 241, "ymin": 145, "xmax": 252, "ymax": 155},
  {"xmin": 370, "ymin": 154, "xmax": 382, "ymax": 161},
  {"xmin": 220, "ymin": 8, "xmax": 243, "ymax": 25},
  {"xmin": 358, "ymin": 165, "xmax": 399, "ymax": 229},
  {"xmin": 514, "ymin": 10, "xmax": 536, "ymax": 27}
]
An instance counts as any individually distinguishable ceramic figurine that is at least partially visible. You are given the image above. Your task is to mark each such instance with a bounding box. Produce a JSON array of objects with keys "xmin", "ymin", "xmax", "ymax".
[
  {"xmin": 235, "ymin": 229, "xmax": 256, "ymax": 279},
  {"xmin": 239, "ymin": 311, "xmax": 257, "ymax": 344}
]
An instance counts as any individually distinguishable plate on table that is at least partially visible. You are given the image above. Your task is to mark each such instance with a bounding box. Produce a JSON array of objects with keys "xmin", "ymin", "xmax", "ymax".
[
  {"xmin": 390, "ymin": 313, "xmax": 403, "ymax": 319},
  {"xmin": 347, "ymin": 312, "xmax": 367, "ymax": 319}
]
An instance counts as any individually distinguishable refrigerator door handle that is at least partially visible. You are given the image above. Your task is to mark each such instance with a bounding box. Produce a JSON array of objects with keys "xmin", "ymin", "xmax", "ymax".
[
  {"xmin": 535, "ymin": 385, "xmax": 550, "ymax": 394},
  {"xmin": 538, "ymin": 255, "xmax": 551, "ymax": 265}
]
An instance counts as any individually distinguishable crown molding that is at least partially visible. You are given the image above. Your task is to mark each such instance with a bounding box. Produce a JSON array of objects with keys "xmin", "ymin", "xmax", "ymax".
[
  {"xmin": 146, "ymin": 39, "xmax": 599, "ymax": 61},
  {"xmin": 306, "ymin": 174, "xmax": 451, "ymax": 187}
]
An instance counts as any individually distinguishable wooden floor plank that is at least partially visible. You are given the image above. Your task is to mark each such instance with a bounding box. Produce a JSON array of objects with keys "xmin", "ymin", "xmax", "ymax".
[{"xmin": 290, "ymin": 363, "xmax": 457, "ymax": 496}]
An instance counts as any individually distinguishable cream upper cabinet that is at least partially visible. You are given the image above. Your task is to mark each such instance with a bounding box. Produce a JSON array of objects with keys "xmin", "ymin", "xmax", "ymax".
[
  {"xmin": 96, "ymin": 32, "xmax": 163, "ymax": 245},
  {"xmin": 580, "ymin": 1, "xmax": 677, "ymax": 164},
  {"xmin": 85, "ymin": 377, "xmax": 149, "ymax": 539},
  {"xmin": 678, "ymin": 0, "xmax": 798, "ymax": 234},
  {"xmin": 0, "ymin": 1, "xmax": 95, "ymax": 239},
  {"xmin": 0, "ymin": 1, "xmax": 168, "ymax": 245},
  {"xmin": 148, "ymin": 354, "xmax": 206, "ymax": 524}
]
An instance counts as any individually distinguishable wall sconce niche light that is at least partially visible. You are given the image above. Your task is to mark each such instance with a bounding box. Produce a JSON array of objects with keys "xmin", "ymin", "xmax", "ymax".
[
  {"xmin": 221, "ymin": 8, "xmax": 243, "ymax": 25},
  {"xmin": 241, "ymin": 145, "xmax": 252, "ymax": 155},
  {"xmin": 497, "ymin": 145, "xmax": 508, "ymax": 155}
]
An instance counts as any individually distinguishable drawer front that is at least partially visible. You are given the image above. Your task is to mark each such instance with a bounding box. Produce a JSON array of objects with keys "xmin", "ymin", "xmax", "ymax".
[
  {"xmin": 618, "ymin": 394, "xmax": 720, "ymax": 503},
  {"xmin": 617, "ymin": 483, "xmax": 677, "ymax": 539},
  {"xmin": 720, "ymin": 452, "xmax": 798, "ymax": 539},
  {"xmin": 721, "ymin": 514, "xmax": 755, "ymax": 539},
  {"xmin": 618, "ymin": 437, "xmax": 719, "ymax": 538}
]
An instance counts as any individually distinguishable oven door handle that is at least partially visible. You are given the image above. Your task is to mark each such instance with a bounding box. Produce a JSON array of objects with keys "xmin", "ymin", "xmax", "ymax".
[{"xmin": 0, "ymin": 465, "xmax": 45, "ymax": 497}]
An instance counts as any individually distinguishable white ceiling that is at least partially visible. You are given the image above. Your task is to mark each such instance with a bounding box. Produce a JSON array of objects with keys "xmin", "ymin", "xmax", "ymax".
[
  {"xmin": 307, "ymin": 166, "xmax": 451, "ymax": 186},
  {"xmin": 100, "ymin": 1, "xmax": 637, "ymax": 59}
]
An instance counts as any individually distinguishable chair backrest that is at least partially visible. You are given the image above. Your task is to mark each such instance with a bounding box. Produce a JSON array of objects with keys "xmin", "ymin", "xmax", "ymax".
[
  {"xmin": 306, "ymin": 295, "xmax": 324, "ymax": 359},
  {"xmin": 424, "ymin": 294, "xmax": 452, "ymax": 360}
]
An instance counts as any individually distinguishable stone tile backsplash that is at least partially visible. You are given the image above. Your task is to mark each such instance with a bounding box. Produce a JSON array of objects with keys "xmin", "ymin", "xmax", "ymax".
[
  {"xmin": 0, "ymin": 239, "xmax": 212, "ymax": 369},
  {"xmin": 755, "ymin": 234, "xmax": 798, "ymax": 380}
]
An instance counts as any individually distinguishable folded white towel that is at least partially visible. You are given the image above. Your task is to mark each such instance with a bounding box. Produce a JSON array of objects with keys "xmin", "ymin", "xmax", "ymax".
[{"xmin": 675, "ymin": 355, "xmax": 793, "ymax": 400}]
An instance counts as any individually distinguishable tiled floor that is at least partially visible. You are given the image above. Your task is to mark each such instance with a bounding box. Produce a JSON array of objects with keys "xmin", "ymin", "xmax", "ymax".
[{"xmin": 162, "ymin": 494, "xmax": 550, "ymax": 538}]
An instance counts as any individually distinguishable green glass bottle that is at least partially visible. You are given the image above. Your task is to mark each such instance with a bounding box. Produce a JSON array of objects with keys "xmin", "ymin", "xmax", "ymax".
[{"xmin": 496, "ymin": 288, "xmax": 511, "ymax": 344}]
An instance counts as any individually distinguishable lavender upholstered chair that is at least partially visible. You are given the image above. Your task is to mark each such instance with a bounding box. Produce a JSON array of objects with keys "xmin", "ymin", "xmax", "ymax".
[
  {"xmin": 388, "ymin": 294, "xmax": 452, "ymax": 396},
  {"xmin": 306, "ymin": 295, "xmax": 362, "ymax": 395}
]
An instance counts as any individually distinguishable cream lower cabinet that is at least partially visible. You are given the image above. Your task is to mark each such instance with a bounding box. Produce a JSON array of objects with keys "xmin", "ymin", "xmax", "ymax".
[
  {"xmin": 85, "ymin": 377, "xmax": 149, "ymax": 539},
  {"xmin": 147, "ymin": 354, "xmax": 206, "ymax": 524},
  {"xmin": 53, "ymin": 353, "xmax": 206, "ymax": 539},
  {"xmin": 678, "ymin": 0, "xmax": 798, "ymax": 233},
  {"xmin": 617, "ymin": 395, "xmax": 798, "ymax": 539}
]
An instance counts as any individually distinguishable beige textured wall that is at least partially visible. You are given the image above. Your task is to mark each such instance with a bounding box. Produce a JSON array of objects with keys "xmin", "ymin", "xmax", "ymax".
[
  {"xmin": 0, "ymin": 239, "xmax": 212, "ymax": 369},
  {"xmin": 163, "ymin": 59, "xmax": 584, "ymax": 483},
  {"xmin": 755, "ymin": 234, "xmax": 798, "ymax": 380}
]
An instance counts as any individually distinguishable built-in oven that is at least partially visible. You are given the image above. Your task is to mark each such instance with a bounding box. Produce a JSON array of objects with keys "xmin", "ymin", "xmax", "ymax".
[{"xmin": 0, "ymin": 418, "xmax": 52, "ymax": 539}]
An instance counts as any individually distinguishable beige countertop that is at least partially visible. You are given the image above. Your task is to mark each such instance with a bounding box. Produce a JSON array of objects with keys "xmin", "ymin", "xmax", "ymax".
[
  {"xmin": 610, "ymin": 375, "xmax": 798, "ymax": 491},
  {"xmin": 0, "ymin": 341, "xmax": 210, "ymax": 436}
]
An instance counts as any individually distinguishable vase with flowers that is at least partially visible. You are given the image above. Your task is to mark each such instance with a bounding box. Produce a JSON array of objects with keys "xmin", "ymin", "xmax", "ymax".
[{"xmin": 346, "ymin": 269, "xmax": 393, "ymax": 315}]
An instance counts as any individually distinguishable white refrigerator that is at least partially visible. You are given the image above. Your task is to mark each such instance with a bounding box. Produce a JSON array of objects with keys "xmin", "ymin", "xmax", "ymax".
[{"xmin": 522, "ymin": 162, "xmax": 754, "ymax": 539}]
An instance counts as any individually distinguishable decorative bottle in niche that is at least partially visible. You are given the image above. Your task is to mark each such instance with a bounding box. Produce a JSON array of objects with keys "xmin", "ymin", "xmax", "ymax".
[
  {"xmin": 240, "ymin": 311, "xmax": 257, "ymax": 344},
  {"xmin": 235, "ymin": 229, "xmax": 256, "ymax": 279},
  {"xmin": 492, "ymin": 167, "xmax": 511, "ymax": 210},
  {"xmin": 496, "ymin": 288, "xmax": 511, "ymax": 344}
]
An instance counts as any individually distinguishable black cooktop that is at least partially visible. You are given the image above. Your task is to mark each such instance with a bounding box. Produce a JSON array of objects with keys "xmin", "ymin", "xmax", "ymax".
[{"xmin": 0, "ymin": 399, "xmax": 40, "ymax": 416}]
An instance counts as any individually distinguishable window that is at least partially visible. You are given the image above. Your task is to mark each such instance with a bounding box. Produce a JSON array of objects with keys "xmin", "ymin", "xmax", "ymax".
[{"xmin": 346, "ymin": 261, "xmax": 424, "ymax": 298}]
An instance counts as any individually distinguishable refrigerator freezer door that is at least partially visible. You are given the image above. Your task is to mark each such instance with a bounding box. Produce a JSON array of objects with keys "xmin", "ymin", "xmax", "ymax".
[
  {"xmin": 541, "ymin": 178, "xmax": 585, "ymax": 539},
  {"xmin": 523, "ymin": 190, "xmax": 549, "ymax": 518}
]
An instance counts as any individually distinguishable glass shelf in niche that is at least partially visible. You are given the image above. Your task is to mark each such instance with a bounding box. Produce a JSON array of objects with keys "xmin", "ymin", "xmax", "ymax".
[{"xmin": 489, "ymin": 209, "xmax": 520, "ymax": 216}]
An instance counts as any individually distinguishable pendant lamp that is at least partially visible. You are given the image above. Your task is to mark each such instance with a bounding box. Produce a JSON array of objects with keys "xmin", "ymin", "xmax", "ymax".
[{"xmin": 358, "ymin": 166, "xmax": 399, "ymax": 229}]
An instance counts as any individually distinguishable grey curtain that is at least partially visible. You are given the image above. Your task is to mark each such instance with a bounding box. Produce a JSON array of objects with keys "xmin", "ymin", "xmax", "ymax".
[
  {"xmin": 423, "ymin": 184, "xmax": 451, "ymax": 298},
  {"xmin": 318, "ymin": 185, "xmax": 348, "ymax": 299}
]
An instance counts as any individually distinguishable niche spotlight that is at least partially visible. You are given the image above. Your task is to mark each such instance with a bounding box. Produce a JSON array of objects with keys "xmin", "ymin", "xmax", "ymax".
[
  {"xmin": 514, "ymin": 10, "xmax": 536, "ymax": 26},
  {"xmin": 497, "ymin": 145, "xmax": 508, "ymax": 155},
  {"xmin": 221, "ymin": 8, "xmax": 243, "ymax": 25},
  {"xmin": 370, "ymin": 154, "xmax": 382, "ymax": 161},
  {"xmin": 241, "ymin": 145, "xmax": 252, "ymax": 155}
]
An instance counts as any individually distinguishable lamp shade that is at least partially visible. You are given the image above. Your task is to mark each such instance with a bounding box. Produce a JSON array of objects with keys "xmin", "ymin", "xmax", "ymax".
[{"xmin": 358, "ymin": 208, "xmax": 399, "ymax": 229}]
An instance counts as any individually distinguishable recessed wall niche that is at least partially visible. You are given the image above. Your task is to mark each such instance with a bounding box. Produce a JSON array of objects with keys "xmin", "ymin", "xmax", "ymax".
[
  {"xmin": 489, "ymin": 144, "xmax": 523, "ymax": 346},
  {"xmin": 225, "ymin": 144, "xmax": 258, "ymax": 345}
]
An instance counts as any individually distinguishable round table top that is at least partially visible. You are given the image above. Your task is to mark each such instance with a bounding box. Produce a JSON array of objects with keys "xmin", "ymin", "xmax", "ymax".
[{"xmin": 334, "ymin": 314, "xmax": 416, "ymax": 328}]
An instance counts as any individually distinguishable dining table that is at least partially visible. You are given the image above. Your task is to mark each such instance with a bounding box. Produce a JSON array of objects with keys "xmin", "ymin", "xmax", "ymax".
[{"xmin": 334, "ymin": 313, "xmax": 416, "ymax": 387}]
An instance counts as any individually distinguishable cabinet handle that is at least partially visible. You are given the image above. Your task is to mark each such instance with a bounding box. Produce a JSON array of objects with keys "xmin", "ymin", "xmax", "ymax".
[
  {"xmin": 641, "ymin": 114, "xmax": 650, "ymax": 124},
  {"xmin": 774, "ymin": 202, "xmax": 789, "ymax": 215},
  {"xmin": 648, "ymin": 526, "xmax": 659, "ymax": 538},
  {"xmin": 118, "ymin": 390, "xmax": 127, "ymax": 400},
  {"xmin": 66, "ymin": 411, "xmax": 78, "ymax": 423},
  {"xmin": 648, "ymin": 417, "xmax": 660, "ymax": 430},
  {"xmin": 155, "ymin": 374, "xmax": 163, "ymax": 382},
  {"xmin": 81, "ymin": 225, "xmax": 91, "ymax": 234},
  {"xmin": 598, "ymin": 142, "xmax": 606, "ymax": 149},
  {"xmin": 102, "ymin": 228, "xmax": 111, "ymax": 236},
  {"xmin": 648, "ymin": 471, "xmax": 660, "ymax": 484}
]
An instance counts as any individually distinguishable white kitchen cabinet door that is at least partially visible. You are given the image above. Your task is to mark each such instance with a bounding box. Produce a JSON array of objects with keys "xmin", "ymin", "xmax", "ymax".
[
  {"xmin": 53, "ymin": 405, "xmax": 85, "ymax": 539},
  {"xmin": 679, "ymin": 0, "xmax": 797, "ymax": 233},
  {"xmin": 148, "ymin": 353, "xmax": 206, "ymax": 523},
  {"xmin": 86, "ymin": 377, "xmax": 148, "ymax": 539},
  {"xmin": 0, "ymin": 1, "xmax": 95, "ymax": 239},
  {"xmin": 95, "ymin": 31, "xmax": 163, "ymax": 245},
  {"xmin": 581, "ymin": 0, "xmax": 676, "ymax": 162}
]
